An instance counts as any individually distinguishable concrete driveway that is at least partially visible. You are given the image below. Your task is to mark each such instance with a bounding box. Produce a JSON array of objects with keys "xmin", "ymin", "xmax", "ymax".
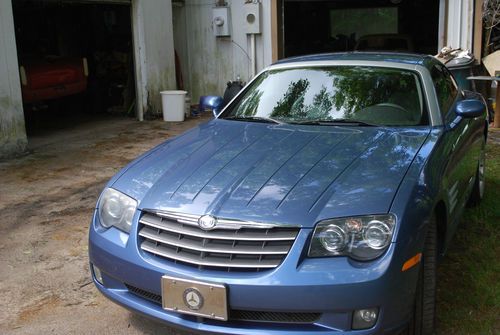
[{"xmin": 0, "ymin": 115, "xmax": 210, "ymax": 334}]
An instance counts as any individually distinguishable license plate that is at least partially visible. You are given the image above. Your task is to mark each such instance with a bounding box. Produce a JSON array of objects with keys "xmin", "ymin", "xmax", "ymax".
[{"xmin": 161, "ymin": 275, "xmax": 228, "ymax": 321}]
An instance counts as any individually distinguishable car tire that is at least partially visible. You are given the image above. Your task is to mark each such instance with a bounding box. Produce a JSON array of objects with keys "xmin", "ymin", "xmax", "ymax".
[
  {"xmin": 467, "ymin": 142, "xmax": 486, "ymax": 207},
  {"xmin": 408, "ymin": 215, "xmax": 437, "ymax": 335}
]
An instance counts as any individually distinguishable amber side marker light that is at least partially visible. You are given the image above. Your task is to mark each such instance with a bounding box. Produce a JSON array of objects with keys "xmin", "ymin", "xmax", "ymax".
[{"xmin": 402, "ymin": 253, "xmax": 422, "ymax": 271}]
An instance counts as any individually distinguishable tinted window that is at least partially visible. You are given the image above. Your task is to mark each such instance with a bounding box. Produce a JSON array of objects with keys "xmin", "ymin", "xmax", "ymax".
[
  {"xmin": 223, "ymin": 66, "xmax": 426, "ymax": 126},
  {"xmin": 431, "ymin": 65, "xmax": 458, "ymax": 115}
]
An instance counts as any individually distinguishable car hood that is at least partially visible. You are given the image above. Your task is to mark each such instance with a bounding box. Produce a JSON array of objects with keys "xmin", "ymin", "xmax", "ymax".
[{"xmin": 112, "ymin": 119, "xmax": 429, "ymax": 228}]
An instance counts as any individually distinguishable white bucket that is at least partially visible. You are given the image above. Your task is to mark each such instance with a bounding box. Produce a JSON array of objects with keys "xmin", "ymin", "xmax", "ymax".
[{"xmin": 160, "ymin": 90, "xmax": 187, "ymax": 121}]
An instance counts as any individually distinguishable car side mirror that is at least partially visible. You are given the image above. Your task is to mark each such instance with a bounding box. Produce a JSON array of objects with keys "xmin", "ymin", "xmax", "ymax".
[
  {"xmin": 199, "ymin": 96, "xmax": 224, "ymax": 118},
  {"xmin": 455, "ymin": 99, "xmax": 485, "ymax": 118}
]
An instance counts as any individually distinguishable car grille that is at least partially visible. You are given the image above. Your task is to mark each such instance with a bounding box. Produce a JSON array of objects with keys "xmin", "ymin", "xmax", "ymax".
[
  {"xmin": 138, "ymin": 212, "xmax": 299, "ymax": 271},
  {"xmin": 125, "ymin": 284, "xmax": 320, "ymax": 324},
  {"xmin": 230, "ymin": 309, "xmax": 320, "ymax": 324}
]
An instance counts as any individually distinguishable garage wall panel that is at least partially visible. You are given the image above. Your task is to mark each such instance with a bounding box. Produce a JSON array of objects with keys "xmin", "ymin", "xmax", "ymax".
[
  {"xmin": 0, "ymin": 0, "xmax": 27, "ymax": 158},
  {"xmin": 132, "ymin": 0, "xmax": 176, "ymax": 119},
  {"xmin": 173, "ymin": 4, "xmax": 191, "ymax": 91},
  {"xmin": 179, "ymin": 0, "xmax": 273, "ymax": 103},
  {"xmin": 446, "ymin": 0, "xmax": 474, "ymax": 50}
]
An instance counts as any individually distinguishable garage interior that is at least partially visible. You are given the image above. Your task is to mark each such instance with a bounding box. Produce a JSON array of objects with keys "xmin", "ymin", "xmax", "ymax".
[
  {"xmin": 282, "ymin": 0, "xmax": 440, "ymax": 57},
  {"xmin": 12, "ymin": 0, "xmax": 136, "ymax": 137}
]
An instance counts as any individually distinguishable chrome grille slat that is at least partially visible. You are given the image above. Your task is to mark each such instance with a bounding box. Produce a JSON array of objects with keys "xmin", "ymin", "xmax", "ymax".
[
  {"xmin": 177, "ymin": 218, "xmax": 199, "ymax": 225},
  {"xmin": 138, "ymin": 212, "xmax": 299, "ymax": 271},
  {"xmin": 146, "ymin": 209, "xmax": 282, "ymax": 229},
  {"xmin": 156, "ymin": 211, "xmax": 200, "ymax": 221},
  {"xmin": 141, "ymin": 240, "xmax": 281, "ymax": 268},
  {"xmin": 139, "ymin": 226, "xmax": 290, "ymax": 255},
  {"xmin": 139, "ymin": 215, "xmax": 297, "ymax": 241}
]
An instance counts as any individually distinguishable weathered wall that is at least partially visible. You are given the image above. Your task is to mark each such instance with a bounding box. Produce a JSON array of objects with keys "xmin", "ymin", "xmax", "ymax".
[
  {"xmin": 175, "ymin": 0, "xmax": 273, "ymax": 103},
  {"xmin": 0, "ymin": 0, "xmax": 27, "ymax": 159},
  {"xmin": 173, "ymin": 3, "xmax": 191, "ymax": 91},
  {"xmin": 445, "ymin": 0, "xmax": 474, "ymax": 50},
  {"xmin": 132, "ymin": 0, "xmax": 176, "ymax": 119}
]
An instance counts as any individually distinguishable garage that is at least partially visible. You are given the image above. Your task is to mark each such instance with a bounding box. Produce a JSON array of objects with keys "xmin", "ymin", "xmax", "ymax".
[
  {"xmin": 12, "ymin": 0, "xmax": 136, "ymax": 137},
  {"xmin": 281, "ymin": 0, "xmax": 441, "ymax": 57}
]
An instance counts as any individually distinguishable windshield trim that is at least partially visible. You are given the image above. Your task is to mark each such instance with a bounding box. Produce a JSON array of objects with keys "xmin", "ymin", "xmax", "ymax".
[{"xmin": 267, "ymin": 59, "xmax": 421, "ymax": 71}]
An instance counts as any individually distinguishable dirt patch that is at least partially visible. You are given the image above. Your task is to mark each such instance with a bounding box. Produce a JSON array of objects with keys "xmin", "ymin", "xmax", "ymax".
[
  {"xmin": 16, "ymin": 295, "xmax": 62, "ymax": 325},
  {"xmin": 0, "ymin": 114, "xmax": 210, "ymax": 334}
]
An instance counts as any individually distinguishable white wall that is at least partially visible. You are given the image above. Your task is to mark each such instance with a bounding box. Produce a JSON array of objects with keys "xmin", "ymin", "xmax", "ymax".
[
  {"xmin": 0, "ymin": 0, "xmax": 27, "ymax": 158},
  {"xmin": 446, "ymin": 0, "xmax": 475, "ymax": 50},
  {"xmin": 175, "ymin": 0, "xmax": 273, "ymax": 103},
  {"xmin": 132, "ymin": 0, "xmax": 177, "ymax": 119}
]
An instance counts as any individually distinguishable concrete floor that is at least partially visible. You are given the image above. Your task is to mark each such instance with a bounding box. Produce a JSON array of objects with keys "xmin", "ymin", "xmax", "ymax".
[{"xmin": 0, "ymin": 114, "xmax": 210, "ymax": 334}]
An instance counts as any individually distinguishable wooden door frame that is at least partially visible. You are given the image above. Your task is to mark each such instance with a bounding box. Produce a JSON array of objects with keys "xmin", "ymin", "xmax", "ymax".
[{"xmin": 271, "ymin": 0, "xmax": 283, "ymax": 62}]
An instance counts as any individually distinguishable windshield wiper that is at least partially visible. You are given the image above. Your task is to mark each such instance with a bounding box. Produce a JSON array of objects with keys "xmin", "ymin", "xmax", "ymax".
[
  {"xmin": 289, "ymin": 119, "xmax": 378, "ymax": 127},
  {"xmin": 223, "ymin": 116, "xmax": 284, "ymax": 124}
]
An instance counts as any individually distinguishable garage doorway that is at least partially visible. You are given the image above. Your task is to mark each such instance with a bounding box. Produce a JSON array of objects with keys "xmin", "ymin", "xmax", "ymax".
[
  {"xmin": 12, "ymin": 0, "xmax": 136, "ymax": 137},
  {"xmin": 282, "ymin": 0, "xmax": 440, "ymax": 57}
]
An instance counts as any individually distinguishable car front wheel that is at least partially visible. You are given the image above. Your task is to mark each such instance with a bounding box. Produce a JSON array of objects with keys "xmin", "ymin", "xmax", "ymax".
[
  {"xmin": 408, "ymin": 215, "xmax": 437, "ymax": 335},
  {"xmin": 468, "ymin": 142, "xmax": 486, "ymax": 206}
]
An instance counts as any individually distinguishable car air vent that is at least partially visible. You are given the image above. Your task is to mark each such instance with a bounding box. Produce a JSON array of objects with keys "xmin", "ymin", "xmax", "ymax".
[
  {"xmin": 230, "ymin": 309, "xmax": 321, "ymax": 324},
  {"xmin": 125, "ymin": 284, "xmax": 320, "ymax": 324},
  {"xmin": 138, "ymin": 212, "xmax": 299, "ymax": 272}
]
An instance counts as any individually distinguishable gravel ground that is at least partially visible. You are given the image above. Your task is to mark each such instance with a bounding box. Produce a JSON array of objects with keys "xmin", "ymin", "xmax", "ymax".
[
  {"xmin": 488, "ymin": 127, "xmax": 500, "ymax": 145},
  {"xmin": 0, "ymin": 114, "xmax": 210, "ymax": 335}
]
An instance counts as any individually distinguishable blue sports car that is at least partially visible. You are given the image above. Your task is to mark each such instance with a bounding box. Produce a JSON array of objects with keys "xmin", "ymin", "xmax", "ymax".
[{"xmin": 89, "ymin": 53, "xmax": 488, "ymax": 334}]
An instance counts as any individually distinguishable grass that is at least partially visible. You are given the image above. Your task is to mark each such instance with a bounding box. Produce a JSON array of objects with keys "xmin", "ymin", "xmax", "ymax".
[{"xmin": 436, "ymin": 137, "xmax": 500, "ymax": 334}]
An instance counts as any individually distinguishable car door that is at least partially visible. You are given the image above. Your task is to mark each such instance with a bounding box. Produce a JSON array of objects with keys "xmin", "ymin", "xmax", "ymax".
[{"xmin": 431, "ymin": 64, "xmax": 479, "ymax": 234}]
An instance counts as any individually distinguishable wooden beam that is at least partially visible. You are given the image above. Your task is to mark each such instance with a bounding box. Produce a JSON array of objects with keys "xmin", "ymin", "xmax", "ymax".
[
  {"xmin": 438, "ymin": 0, "xmax": 446, "ymax": 50},
  {"xmin": 473, "ymin": 0, "xmax": 483, "ymax": 63},
  {"xmin": 495, "ymin": 84, "xmax": 500, "ymax": 128},
  {"xmin": 271, "ymin": 0, "xmax": 279, "ymax": 62}
]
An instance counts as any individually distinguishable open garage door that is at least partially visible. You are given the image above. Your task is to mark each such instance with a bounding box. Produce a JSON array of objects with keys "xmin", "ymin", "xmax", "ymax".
[
  {"xmin": 282, "ymin": 0, "xmax": 440, "ymax": 57},
  {"xmin": 12, "ymin": 0, "xmax": 135, "ymax": 137}
]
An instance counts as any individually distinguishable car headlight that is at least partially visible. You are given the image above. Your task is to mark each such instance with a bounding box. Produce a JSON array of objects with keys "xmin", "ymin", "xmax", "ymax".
[
  {"xmin": 308, "ymin": 214, "xmax": 396, "ymax": 261},
  {"xmin": 98, "ymin": 188, "xmax": 137, "ymax": 233}
]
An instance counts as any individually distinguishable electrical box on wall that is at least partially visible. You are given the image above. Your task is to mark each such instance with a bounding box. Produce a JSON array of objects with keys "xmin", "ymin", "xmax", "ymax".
[
  {"xmin": 244, "ymin": 2, "xmax": 261, "ymax": 34},
  {"xmin": 213, "ymin": 7, "xmax": 231, "ymax": 37}
]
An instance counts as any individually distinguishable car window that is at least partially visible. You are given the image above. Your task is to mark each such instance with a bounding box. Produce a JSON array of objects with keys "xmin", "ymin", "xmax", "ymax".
[
  {"xmin": 222, "ymin": 66, "xmax": 426, "ymax": 126},
  {"xmin": 431, "ymin": 65, "xmax": 458, "ymax": 116}
]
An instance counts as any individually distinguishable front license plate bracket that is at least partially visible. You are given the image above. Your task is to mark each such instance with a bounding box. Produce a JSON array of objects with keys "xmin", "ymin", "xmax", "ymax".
[{"xmin": 161, "ymin": 275, "xmax": 228, "ymax": 321}]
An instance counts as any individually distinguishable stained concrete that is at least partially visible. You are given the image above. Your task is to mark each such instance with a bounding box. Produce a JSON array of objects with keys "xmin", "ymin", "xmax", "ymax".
[{"xmin": 0, "ymin": 114, "xmax": 211, "ymax": 334}]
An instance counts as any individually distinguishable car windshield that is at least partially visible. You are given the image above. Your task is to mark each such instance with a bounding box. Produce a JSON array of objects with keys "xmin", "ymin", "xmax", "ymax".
[{"xmin": 221, "ymin": 66, "xmax": 426, "ymax": 126}]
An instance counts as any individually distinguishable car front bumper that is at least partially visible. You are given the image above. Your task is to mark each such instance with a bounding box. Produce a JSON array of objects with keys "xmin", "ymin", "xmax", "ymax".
[{"xmin": 89, "ymin": 211, "xmax": 417, "ymax": 334}]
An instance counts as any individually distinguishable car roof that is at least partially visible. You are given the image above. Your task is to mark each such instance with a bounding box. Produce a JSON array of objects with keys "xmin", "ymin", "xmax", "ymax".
[{"xmin": 273, "ymin": 52, "xmax": 437, "ymax": 69}]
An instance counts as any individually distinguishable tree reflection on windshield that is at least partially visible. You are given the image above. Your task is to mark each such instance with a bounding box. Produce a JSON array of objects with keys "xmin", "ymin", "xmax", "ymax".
[
  {"xmin": 272, "ymin": 79, "xmax": 310, "ymax": 119},
  {"xmin": 224, "ymin": 66, "xmax": 424, "ymax": 126}
]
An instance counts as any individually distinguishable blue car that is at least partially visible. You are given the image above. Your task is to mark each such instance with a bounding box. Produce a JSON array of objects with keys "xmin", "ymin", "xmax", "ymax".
[{"xmin": 89, "ymin": 53, "xmax": 488, "ymax": 334}]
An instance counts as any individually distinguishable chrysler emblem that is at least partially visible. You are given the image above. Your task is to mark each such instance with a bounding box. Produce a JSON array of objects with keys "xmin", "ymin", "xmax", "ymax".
[
  {"xmin": 183, "ymin": 288, "xmax": 204, "ymax": 310},
  {"xmin": 198, "ymin": 215, "xmax": 217, "ymax": 230}
]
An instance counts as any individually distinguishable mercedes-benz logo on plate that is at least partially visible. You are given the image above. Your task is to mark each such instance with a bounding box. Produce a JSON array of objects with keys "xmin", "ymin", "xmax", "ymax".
[
  {"xmin": 183, "ymin": 288, "xmax": 204, "ymax": 310},
  {"xmin": 198, "ymin": 215, "xmax": 217, "ymax": 230}
]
